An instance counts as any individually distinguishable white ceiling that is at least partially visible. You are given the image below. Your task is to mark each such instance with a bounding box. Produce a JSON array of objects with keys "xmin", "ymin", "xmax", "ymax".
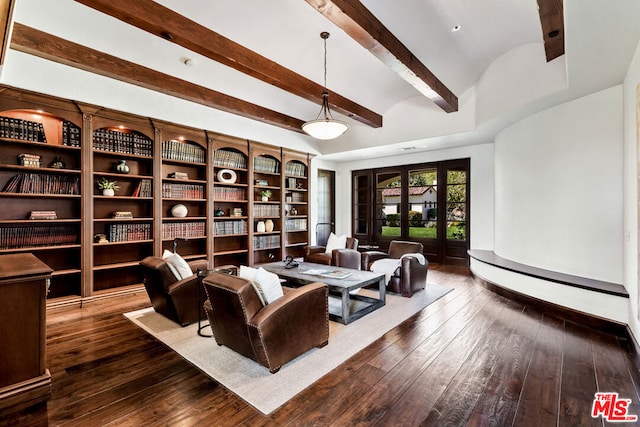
[{"xmin": 3, "ymin": 0, "xmax": 640, "ymax": 161}]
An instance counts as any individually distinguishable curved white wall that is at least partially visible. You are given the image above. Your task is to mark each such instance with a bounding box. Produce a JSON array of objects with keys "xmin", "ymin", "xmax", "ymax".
[{"xmin": 494, "ymin": 86, "xmax": 624, "ymax": 283}]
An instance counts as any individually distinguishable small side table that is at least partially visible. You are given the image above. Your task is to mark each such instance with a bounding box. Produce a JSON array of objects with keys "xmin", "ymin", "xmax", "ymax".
[{"xmin": 196, "ymin": 266, "xmax": 238, "ymax": 338}]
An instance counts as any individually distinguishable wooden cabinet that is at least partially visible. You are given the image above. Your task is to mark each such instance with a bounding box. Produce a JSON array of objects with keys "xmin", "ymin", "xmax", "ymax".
[
  {"xmin": 0, "ymin": 86, "xmax": 313, "ymax": 303},
  {"xmin": 0, "ymin": 253, "xmax": 52, "ymax": 414}
]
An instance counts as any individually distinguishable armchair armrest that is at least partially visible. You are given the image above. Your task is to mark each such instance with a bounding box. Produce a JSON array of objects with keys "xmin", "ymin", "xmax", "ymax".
[
  {"xmin": 188, "ymin": 259, "xmax": 209, "ymax": 274},
  {"xmin": 361, "ymin": 250, "xmax": 389, "ymax": 271},
  {"xmin": 305, "ymin": 246, "xmax": 326, "ymax": 257}
]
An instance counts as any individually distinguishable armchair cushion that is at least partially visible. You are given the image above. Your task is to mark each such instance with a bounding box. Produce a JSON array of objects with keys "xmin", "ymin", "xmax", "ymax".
[
  {"xmin": 253, "ymin": 267, "xmax": 284, "ymax": 305},
  {"xmin": 162, "ymin": 249, "xmax": 193, "ymax": 280},
  {"xmin": 324, "ymin": 232, "xmax": 347, "ymax": 254}
]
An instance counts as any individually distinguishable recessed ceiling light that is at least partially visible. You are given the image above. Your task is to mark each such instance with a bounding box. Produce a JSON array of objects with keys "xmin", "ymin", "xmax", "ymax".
[
  {"xmin": 452, "ymin": 25, "xmax": 461, "ymax": 32},
  {"xmin": 183, "ymin": 58, "xmax": 195, "ymax": 67},
  {"xmin": 399, "ymin": 147, "xmax": 416, "ymax": 151}
]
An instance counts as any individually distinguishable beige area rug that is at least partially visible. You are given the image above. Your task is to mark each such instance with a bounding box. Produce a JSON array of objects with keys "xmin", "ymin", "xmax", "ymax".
[{"xmin": 124, "ymin": 283, "xmax": 453, "ymax": 415}]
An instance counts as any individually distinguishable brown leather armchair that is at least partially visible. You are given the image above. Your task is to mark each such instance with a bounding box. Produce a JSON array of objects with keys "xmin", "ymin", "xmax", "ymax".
[
  {"xmin": 139, "ymin": 256, "xmax": 208, "ymax": 326},
  {"xmin": 361, "ymin": 240, "xmax": 428, "ymax": 297},
  {"xmin": 304, "ymin": 237, "xmax": 359, "ymax": 267},
  {"xmin": 203, "ymin": 271, "xmax": 329, "ymax": 373}
]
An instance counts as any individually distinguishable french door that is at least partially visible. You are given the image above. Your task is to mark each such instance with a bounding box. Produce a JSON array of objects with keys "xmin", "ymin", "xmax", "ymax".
[{"xmin": 353, "ymin": 158, "xmax": 469, "ymax": 266}]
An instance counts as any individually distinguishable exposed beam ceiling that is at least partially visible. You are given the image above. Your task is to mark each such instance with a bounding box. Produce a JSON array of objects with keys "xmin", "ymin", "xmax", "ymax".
[
  {"xmin": 10, "ymin": 23, "xmax": 307, "ymax": 132},
  {"xmin": 305, "ymin": 0, "xmax": 458, "ymax": 113},
  {"xmin": 537, "ymin": 0, "xmax": 565, "ymax": 62},
  {"xmin": 73, "ymin": 0, "xmax": 382, "ymax": 129}
]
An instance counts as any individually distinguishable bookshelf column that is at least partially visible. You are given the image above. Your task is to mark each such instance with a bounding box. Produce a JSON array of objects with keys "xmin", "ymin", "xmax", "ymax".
[{"xmin": 80, "ymin": 112, "xmax": 94, "ymax": 298}]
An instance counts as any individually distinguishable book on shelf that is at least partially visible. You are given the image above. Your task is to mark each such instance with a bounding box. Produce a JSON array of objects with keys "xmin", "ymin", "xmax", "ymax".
[
  {"xmin": 2, "ymin": 173, "xmax": 80, "ymax": 194},
  {"xmin": 62, "ymin": 121, "xmax": 81, "ymax": 147},
  {"xmin": 92, "ymin": 128, "xmax": 152, "ymax": 157},
  {"xmin": 214, "ymin": 148, "xmax": 247, "ymax": 169},
  {"xmin": 0, "ymin": 116, "xmax": 47, "ymax": 143},
  {"xmin": 285, "ymin": 162, "xmax": 306, "ymax": 177},
  {"xmin": 0, "ymin": 225, "xmax": 77, "ymax": 249},
  {"xmin": 168, "ymin": 171, "xmax": 189, "ymax": 180},
  {"xmin": 253, "ymin": 156, "xmax": 279, "ymax": 173},
  {"xmin": 162, "ymin": 140, "xmax": 205, "ymax": 163},
  {"xmin": 112, "ymin": 211, "xmax": 133, "ymax": 219},
  {"xmin": 29, "ymin": 210, "xmax": 57, "ymax": 220},
  {"xmin": 132, "ymin": 179, "xmax": 152, "ymax": 197}
]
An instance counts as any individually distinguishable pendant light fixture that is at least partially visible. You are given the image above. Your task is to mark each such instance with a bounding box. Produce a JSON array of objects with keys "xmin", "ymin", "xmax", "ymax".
[{"xmin": 302, "ymin": 32, "xmax": 348, "ymax": 140}]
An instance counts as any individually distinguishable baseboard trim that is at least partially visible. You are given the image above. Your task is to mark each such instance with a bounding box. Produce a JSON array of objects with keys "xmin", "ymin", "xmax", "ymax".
[{"xmin": 472, "ymin": 271, "xmax": 628, "ymax": 338}]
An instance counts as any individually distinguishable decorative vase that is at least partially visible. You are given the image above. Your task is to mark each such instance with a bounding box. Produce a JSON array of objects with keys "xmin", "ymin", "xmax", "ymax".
[
  {"xmin": 102, "ymin": 188, "xmax": 115, "ymax": 197},
  {"xmin": 265, "ymin": 219, "xmax": 274, "ymax": 233},
  {"xmin": 214, "ymin": 207, "xmax": 225, "ymax": 217},
  {"xmin": 114, "ymin": 159, "xmax": 130, "ymax": 174},
  {"xmin": 256, "ymin": 221, "xmax": 266, "ymax": 233},
  {"xmin": 49, "ymin": 156, "xmax": 66, "ymax": 169},
  {"xmin": 171, "ymin": 204, "xmax": 188, "ymax": 218}
]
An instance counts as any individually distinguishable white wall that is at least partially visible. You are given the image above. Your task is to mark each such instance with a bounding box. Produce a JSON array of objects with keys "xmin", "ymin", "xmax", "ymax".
[
  {"xmin": 494, "ymin": 86, "xmax": 624, "ymax": 283},
  {"xmin": 325, "ymin": 143, "xmax": 495, "ymax": 251},
  {"xmin": 623, "ymin": 39, "xmax": 640, "ymax": 337}
]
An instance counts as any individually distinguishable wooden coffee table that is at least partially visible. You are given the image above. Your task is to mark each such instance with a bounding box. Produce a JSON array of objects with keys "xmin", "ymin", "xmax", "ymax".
[{"xmin": 261, "ymin": 261, "xmax": 386, "ymax": 324}]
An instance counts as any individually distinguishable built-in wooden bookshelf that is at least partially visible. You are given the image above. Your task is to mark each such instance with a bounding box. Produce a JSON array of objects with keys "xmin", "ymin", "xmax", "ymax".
[
  {"xmin": 0, "ymin": 101, "xmax": 83, "ymax": 300},
  {"xmin": 212, "ymin": 136, "xmax": 250, "ymax": 267},
  {"xmin": 90, "ymin": 117, "xmax": 155, "ymax": 293},
  {"xmin": 250, "ymin": 143, "xmax": 282, "ymax": 265},
  {"xmin": 0, "ymin": 86, "xmax": 312, "ymax": 305},
  {"xmin": 283, "ymin": 151, "xmax": 310, "ymax": 259},
  {"xmin": 159, "ymin": 122, "xmax": 209, "ymax": 262}
]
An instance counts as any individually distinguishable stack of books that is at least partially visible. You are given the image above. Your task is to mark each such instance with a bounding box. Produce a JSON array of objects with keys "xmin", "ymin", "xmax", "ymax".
[
  {"xmin": 18, "ymin": 153, "xmax": 42, "ymax": 167},
  {"xmin": 29, "ymin": 210, "xmax": 57, "ymax": 220},
  {"xmin": 168, "ymin": 172, "xmax": 189, "ymax": 180}
]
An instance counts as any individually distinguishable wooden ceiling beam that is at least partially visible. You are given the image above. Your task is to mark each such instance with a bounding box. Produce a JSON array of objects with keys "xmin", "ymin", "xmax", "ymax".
[
  {"xmin": 537, "ymin": 0, "xmax": 565, "ymax": 62},
  {"xmin": 10, "ymin": 23, "xmax": 307, "ymax": 133},
  {"xmin": 73, "ymin": 0, "xmax": 382, "ymax": 128},
  {"xmin": 305, "ymin": 0, "xmax": 458, "ymax": 113}
]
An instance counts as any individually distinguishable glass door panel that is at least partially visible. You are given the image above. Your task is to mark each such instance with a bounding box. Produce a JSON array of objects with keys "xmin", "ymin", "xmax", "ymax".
[
  {"xmin": 375, "ymin": 170, "xmax": 402, "ymax": 242},
  {"xmin": 408, "ymin": 168, "xmax": 438, "ymax": 240}
]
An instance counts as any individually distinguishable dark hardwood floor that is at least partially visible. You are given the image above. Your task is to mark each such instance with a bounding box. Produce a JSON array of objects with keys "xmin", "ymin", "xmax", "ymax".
[{"xmin": 4, "ymin": 266, "xmax": 639, "ymax": 426}]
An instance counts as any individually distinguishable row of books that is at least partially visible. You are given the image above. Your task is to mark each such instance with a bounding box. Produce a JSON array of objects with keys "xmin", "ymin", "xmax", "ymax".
[
  {"xmin": 162, "ymin": 183, "xmax": 205, "ymax": 199},
  {"xmin": 213, "ymin": 187, "xmax": 246, "ymax": 201},
  {"xmin": 93, "ymin": 129, "xmax": 153, "ymax": 157},
  {"xmin": 62, "ymin": 121, "xmax": 81, "ymax": 147},
  {"xmin": 162, "ymin": 140, "xmax": 206, "ymax": 163},
  {"xmin": 253, "ymin": 204, "xmax": 280, "ymax": 217},
  {"xmin": 253, "ymin": 234, "xmax": 280, "ymax": 249},
  {"xmin": 285, "ymin": 162, "xmax": 306, "ymax": 177},
  {"xmin": 285, "ymin": 218, "xmax": 308, "ymax": 231},
  {"xmin": 253, "ymin": 156, "xmax": 279, "ymax": 173},
  {"xmin": 214, "ymin": 149, "xmax": 247, "ymax": 169},
  {"xmin": 132, "ymin": 179, "xmax": 153, "ymax": 197},
  {"xmin": 0, "ymin": 116, "xmax": 46, "ymax": 143},
  {"xmin": 162, "ymin": 222, "xmax": 206, "ymax": 240},
  {"xmin": 214, "ymin": 220, "xmax": 248, "ymax": 236},
  {"xmin": 2, "ymin": 173, "xmax": 80, "ymax": 195},
  {"xmin": 107, "ymin": 223, "xmax": 151, "ymax": 243},
  {"xmin": 286, "ymin": 192, "xmax": 306, "ymax": 203},
  {"xmin": 0, "ymin": 225, "xmax": 78, "ymax": 249}
]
